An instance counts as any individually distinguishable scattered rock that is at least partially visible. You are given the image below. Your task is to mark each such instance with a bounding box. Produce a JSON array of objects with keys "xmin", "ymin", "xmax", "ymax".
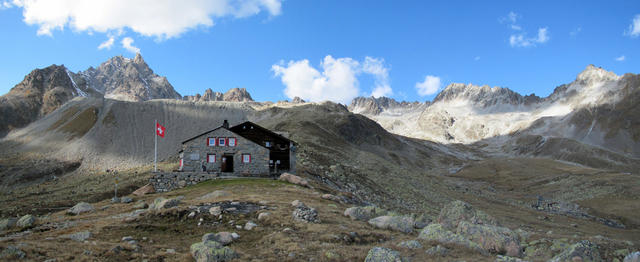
[
  {"xmin": 188, "ymin": 211, "xmax": 196, "ymax": 218},
  {"xmin": 149, "ymin": 197, "xmax": 181, "ymax": 210},
  {"xmin": 244, "ymin": 221, "xmax": 257, "ymax": 230},
  {"xmin": 122, "ymin": 236, "xmax": 134, "ymax": 242},
  {"xmin": 418, "ymin": 223, "xmax": 483, "ymax": 253},
  {"xmin": 16, "ymin": 214, "xmax": 36, "ymax": 228},
  {"xmin": 231, "ymin": 232, "xmax": 239, "ymax": 239},
  {"xmin": 132, "ymin": 184, "xmax": 155, "ymax": 196},
  {"xmin": 321, "ymin": 194, "xmax": 341, "ymax": 202},
  {"xmin": 209, "ymin": 206, "xmax": 222, "ymax": 216},
  {"xmin": 61, "ymin": 231, "xmax": 92, "ymax": 242},
  {"xmin": 344, "ymin": 206, "xmax": 386, "ymax": 221},
  {"xmin": 121, "ymin": 197, "xmax": 133, "ymax": 203},
  {"xmin": 456, "ymin": 221, "xmax": 522, "ymax": 257},
  {"xmin": 438, "ymin": 200, "xmax": 498, "ymax": 230},
  {"xmin": 199, "ymin": 190, "xmax": 230, "ymax": 200},
  {"xmin": 257, "ymin": 212, "xmax": 271, "ymax": 222},
  {"xmin": 202, "ymin": 232, "xmax": 234, "ymax": 245},
  {"xmin": 425, "ymin": 245, "xmax": 449, "ymax": 256},
  {"xmin": 67, "ymin": 202, "xmax": 94, "ymax": 215},
  {"xmin": 0, "ymin": 245, "xmax": 26, "ymax": 260},
  {"xmin": 368, "ymin": 215, "xmax": 415, "ymax": 233},
  {"xmin": 548, "ymin": 240, "xmax": 601, "ymax": 262},
  {"xmin": 111, "ymin": 197, "xmax": 120, "ymax": 203},
  {"xmin": 625, "ymin": 251, "xmax": 640, "ymax": 262},
  {"xmin": 166, "ymin": 249, "xmax": 176, "ymax": 254},
  {"xmin": 0, "ymin": 217, "xmax": 17, "ymax": 231},
  {"xmin": 293, "ymin": 205, "xmax": 320, "ymax": 223},
  {"xmin": 364, "ymin": 247, "xmax": 403, "ymax": 262},
  {"xmin": 413, "ymin": 213, "xmax": 432, "ymax": 229},
  {"xmin": 496, "ymin": 255, "xmax": 529, "ymax": 262},
  {"xmin": 325, "ymin": 250, "xmax": 341, "ymax": 260},
  {"xmin": 190, "ymin": 240, "xmax": 237, "ymax": 262},
  {"xmin": 397, "ymin": 240, "xmax": 423, "ymax": 249},
  {"xmin": 291, "ymin": 200, "xmax": 305, "ymax": 207},
  {"xmin": 279, "ymin": 173, "xmax": 309, "ymax": 187}
]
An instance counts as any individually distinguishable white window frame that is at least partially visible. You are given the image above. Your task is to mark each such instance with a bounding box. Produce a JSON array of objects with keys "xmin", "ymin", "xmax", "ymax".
[
  {"xmin": 208, "ymin": 137, "xmax": 216, "ymax": 147},
  {"xmin": 242, "ymin": 154, "xmax": 251, "ymax": 163},
  {"xmin": 207, "ymin": 154, "xmax": 216, "ymax": 163},
  {"xmin": 218, "ymin": 137, "xmax": 226, "ymax": 147},
  {"xmin": 228, "ymin": 137, "xmax": 236, "ymax": 147}
]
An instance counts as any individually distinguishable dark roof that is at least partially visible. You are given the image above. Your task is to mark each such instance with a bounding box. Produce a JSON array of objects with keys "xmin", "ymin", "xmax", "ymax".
[
  {"xmin": 229, "ymin": 121, "xmax": 294, "ymax": 144},
  {"xmin": 180, "ymin": 121, "xmax": 295, "ymax": 146}
]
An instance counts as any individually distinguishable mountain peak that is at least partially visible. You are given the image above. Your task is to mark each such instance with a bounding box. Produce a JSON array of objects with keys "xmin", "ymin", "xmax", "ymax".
[
  {"xmin": 433, "ymin": 83, "xmax": 526, "ymax": 107},
  {"xmin": 134, "ymin": 53, "xmax": 145, "ymax": 65},
  {"xmin": 576, "ymin": 64, "xmax": 619, "ymax": 83}
]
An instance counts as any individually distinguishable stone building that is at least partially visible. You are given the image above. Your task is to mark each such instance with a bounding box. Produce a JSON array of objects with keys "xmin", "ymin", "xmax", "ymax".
[{"xmin": 179, "ymin": 120, "xmax": 296, "ymax": 176}]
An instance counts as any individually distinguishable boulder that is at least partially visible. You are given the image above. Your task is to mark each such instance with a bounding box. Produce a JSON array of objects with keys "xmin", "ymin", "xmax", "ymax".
[
  {"xmin": 202, "ymin": 232, "xmax": 234, "ymax": 246},
  {"xmin": 190, "ymin": 240, "xmax": 237, "ymax": 262},
  {"xmin": 293, "ymin": 205, "xmax": 320, "ymax": 223},
  {"xmin": 61, "ymin": 231, "xmax": 92, "ymax": 242},
  {"xmin": 425, "ymin": 245, "xmax": 449, "ymax": 256},
  {"xmin": 291, "ymin": 200, "xmax": 305, "ymax": 208},
  {"xmin": 121, "ymin": 197, "xmax": 133, "ymax": 203},
  {"xmin": 368, "ymin": 215, "xmax": 415, "ymax": 233},
  {"xmin": 418, "ymin": 223, "xmax": 484, "ymax": 253},
  {"xmin": 438, "ymin": 200, "xmax": 498, "ymax": 230},
  {"xmin": 244, "ymin": 221, "xmax": 257, "ymax": 230},
  {"xmin": 199, "ymin": 190, "xmax": 230, "ymax": 200},
  {"xmin": 257, "ymin": 212, "xmax": 271, "ymax": 222},
  {"xmin": 209, "ymin": 206, "xmax": 222, "ymax": 216},
  {"xmin": 0, "ymin": 245, "xmax": 26, "ymax": 260},
  {"xmin": 364, "ymin": 247, "xmax": 403, "ymax": 262},
  {"xmin": 16, "ymin": 214, "xmax": 36, "ymax": 228},
  {"xmin": 279, "ymin": 173, "xmax": 309, "ymax": 187},
  {"xmin": 456, "ymin": 221, "xmax": 521, "ymax": 257},
  {"xmin": 397, "ymin": 240, "xmax": 422, "ymax": 249},
  {"xmin": 344, "ymin": 206, "xmax": 386, "ymax": 221},
  {"xmin": 413, "ymin": 213, "xmax": 432, "ymax": 229},
  {"xmin": 149, "ymin": 197, "xmax": 181, "ymax": 210},
  {"xmin": 132, "ymin": 184, "xmax": 155, "ymax": 196},
  {"xmin": 0, "ymin": 218, "xmax": 17, "ymax": 231},
  {"xmin": 67, "ymin": 202, "xmax": 94, "ymax": 215},
  {"xmin": 625, "ymin": 252, "xmax": 640, "ymax": 262},
  {"xmin": 548, "ymin": 240, "xmax": 601, "ymax": 262},
  {"xmin": 321, "ymin": 194, "xmax": 341, "ymax": 202}
]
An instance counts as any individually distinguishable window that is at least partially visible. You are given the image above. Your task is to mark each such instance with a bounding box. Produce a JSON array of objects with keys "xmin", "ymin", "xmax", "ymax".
[
  {"xmin": 265, "ymin": 141, "xmax": 271, "ymax": 147},
  {"xmin": 218, "ymin": 137, "xmax": 226, "ymax": 146},
  {"xmin": 189, "ymin": 153, "xmax": 199, "ymax": 160},
  {"xmin": 207, "ymin": 137, "xmax": 216, "ymax": 146},
  {"xmin": 242, "ymin": 154, "xmax": 251, "ymax": 163},
  {"xmin": 207, "ymin": 154, "xmax": 216, "ymax": 163},
  {"xmin": 179, "ymin": 159, "xmax": 183, "ymax": 167},
  {"xmin": 228, "ymin": 137, "xmax": 236, "ymax": 147}
]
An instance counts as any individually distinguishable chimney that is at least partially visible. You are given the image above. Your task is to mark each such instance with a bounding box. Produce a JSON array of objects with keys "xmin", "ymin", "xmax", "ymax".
[{"xmin": 223, "ymin": 120, "xmax": 229, "ymax": 129}]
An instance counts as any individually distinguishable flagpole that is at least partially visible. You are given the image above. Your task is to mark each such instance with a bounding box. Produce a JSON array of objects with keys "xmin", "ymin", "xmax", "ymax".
[{"xmin": 154, "ymin": 119, "xmax": 157, "ymax": 173}]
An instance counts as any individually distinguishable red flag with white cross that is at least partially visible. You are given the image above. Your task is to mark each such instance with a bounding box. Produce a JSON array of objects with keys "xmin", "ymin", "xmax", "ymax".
[{"xmin": 156, "ymin": 122, "xmax": 165, "ymax": 138}]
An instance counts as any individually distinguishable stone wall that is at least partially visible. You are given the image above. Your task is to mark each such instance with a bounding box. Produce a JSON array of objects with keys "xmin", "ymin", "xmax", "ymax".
[
  {"xmin": 181, "ymin": 127, "xmax": 270, "ymax": 175},
  {"xmin": 150, "ymin": 171, "xmax": 273, "ymax": 192}
]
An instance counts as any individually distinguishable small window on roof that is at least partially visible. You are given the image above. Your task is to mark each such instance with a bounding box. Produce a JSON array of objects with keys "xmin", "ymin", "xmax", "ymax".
[{"xmin": 265, "ymin": 141, "xmax": 271, "ymax": 147}]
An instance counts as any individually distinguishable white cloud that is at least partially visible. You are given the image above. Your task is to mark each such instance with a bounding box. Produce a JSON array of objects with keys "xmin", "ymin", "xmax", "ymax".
[
  {"xmin": 121, "ymin": 37, "xmax": 140, "ymax": 54},
  {"xmin": 501, "ymin": 11, "xmax": 521, "ymax": 30},
  {"xmin": 415, "ymin": 75, "xmax": 441, "ymax": 96},
  {"xmin": 615, "ymin": 55, "xmax": 625, "ymax": 61},
  {"xmin": 7, "ymin": 0, "xmax": 282, "ymax": 39},
  {"xmin": 625, "ymin": 14, "xmax": 640, "ymax": 37},
  {"xmin": 510, "ymin": 27, "xmax": 550, "ymax": 47},
  {"xmin": 98, "ymin": 36, "xmax": 114, "ymax": 50},
  {"xmin": 570, "ymin": 26, "xmax": 582, "ymax": 37},
  {"xmin": 272, "ymin": 55, "xmax": 392, "ymax": 104}
]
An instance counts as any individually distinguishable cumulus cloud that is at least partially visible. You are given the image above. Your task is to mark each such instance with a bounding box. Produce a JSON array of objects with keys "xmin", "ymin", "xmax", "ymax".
[
  {"xmin": 7, "ymin": 0, "xmax": 282, "ymax": 39},
  {"xmin": 98, "ymin": 36, "xmax": 114, "ymax": 50},
  {"xmin": 625, "ymin": 14, "xmax": 640, "ymax": 37},
  {"xmin": 121, "ymin": 37, "xmax": 140, "ymax": 54},
  {"xmin": 415, "ymin": 75, "xmax": 441, "ymax": 96},
  {"xmin": 510, "ymin": 27, "xmax": 550, "ymax": 47},
  {"xmin": 271, "ymin": 55, "xmax": 392, "ymax": 104},
  {"xmin": 615, "ymin": 55, "xmax": 625, "ymax": 61}
]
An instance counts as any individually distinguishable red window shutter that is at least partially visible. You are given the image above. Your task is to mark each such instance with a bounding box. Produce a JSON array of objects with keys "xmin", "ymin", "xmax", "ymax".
[{"xmin": 180, "ymin": 159, "xmax": 183, "ymax": 167}]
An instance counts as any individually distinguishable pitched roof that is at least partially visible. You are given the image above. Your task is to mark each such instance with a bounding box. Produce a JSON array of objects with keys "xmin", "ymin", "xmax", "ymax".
[
  {"xmin": 180, "ymin": 121, "xmax": 295, "ymax": 146},
  {"xmin": 181, "ymin": 126, "xmax": 226, "ymax": 144}
]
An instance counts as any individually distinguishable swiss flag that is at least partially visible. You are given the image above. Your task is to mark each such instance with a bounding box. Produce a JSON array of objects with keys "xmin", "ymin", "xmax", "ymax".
[{"xmin": 156, "ymin": 122, "xmax": 166, "ymax": 138}]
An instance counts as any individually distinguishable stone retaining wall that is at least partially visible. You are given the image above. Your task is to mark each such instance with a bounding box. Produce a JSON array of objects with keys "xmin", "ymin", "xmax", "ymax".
[{"xmin": 150, "ymin": 172, "xmax": 272, "ymax": 192}]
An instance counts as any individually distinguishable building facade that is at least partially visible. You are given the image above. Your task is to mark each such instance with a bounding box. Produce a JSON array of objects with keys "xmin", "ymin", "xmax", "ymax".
[{"xmin": 179, "ymin": 120, "xmax": 295, "ymax": 176}]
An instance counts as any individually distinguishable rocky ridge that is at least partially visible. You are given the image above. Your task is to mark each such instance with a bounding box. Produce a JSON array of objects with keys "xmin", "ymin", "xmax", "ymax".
[{"xmin": 183, "ymin": 87, "xmax": 254, "ymax": 102}]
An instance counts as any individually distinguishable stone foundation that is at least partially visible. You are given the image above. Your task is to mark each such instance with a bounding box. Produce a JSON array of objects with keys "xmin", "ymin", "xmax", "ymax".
[{"xmin": 150, "ymin": 172, "xmax": 272, "ymax": 192}]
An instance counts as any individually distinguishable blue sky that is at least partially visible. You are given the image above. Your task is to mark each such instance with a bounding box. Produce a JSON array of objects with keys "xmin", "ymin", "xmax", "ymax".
[{"xmin": 0, "ymin": 0, "xmax": 639, "ymax": 104}]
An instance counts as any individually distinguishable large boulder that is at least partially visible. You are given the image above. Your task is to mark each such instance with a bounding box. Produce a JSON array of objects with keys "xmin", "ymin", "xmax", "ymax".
[
  {"xmin": 190, "ymin": 240, "xmax": 237, "ymax": 262},
  {"xmin": 132, "ymin": 183, "xmax": 155, "ymax": 196},
  {"xmin": 293, "ymin": 205, "xmax": 320, "ymax": 223},
  {"xmin": 16, "ymin": 214, "xmax": 36, "ymax": 228},
  {"xmin": 149, "ymin": 197, "xmax": 181, "ymax": 210},
  {"xmin": 0, "ymin": 218, "xmax": 17, "ymax": 231},
  {"xmin": 202, "ymin": 232, "xmax": 234, "ymax": 246},
  {"xmin": 368, "ymin": 215, "xmax": 415, "ymax": 233},
  {"xmin": 418, "ymin": 223, "xmax": 483, "ymax": 253},
  {"xmin": 279, "ymin": 173, "xmax": 309, "ymax": 187},
  {"xmin": 456, "ymin": 221, "xmax": 521, "ymax": 257},
  {"xmin": 364, "ymin": 247, "xmax": 403, "ymax": 262},
  {"xmin": 438, "ymin": 200, "xmax": 498, "ymax": 230},
  {"xmin": 67, "ymin": 202, "xmax": 94, "ymax": 215},
  {"xmin": 548, "ymin": 240, "xmax": 601, "ymax": 262},
  {"xmin": 625, "ymin": 252, "xmax": 640, "ymax": 262},
  {"xmin": 344, "ymin": 206, "xmax": 386, "ymax": 221}
]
